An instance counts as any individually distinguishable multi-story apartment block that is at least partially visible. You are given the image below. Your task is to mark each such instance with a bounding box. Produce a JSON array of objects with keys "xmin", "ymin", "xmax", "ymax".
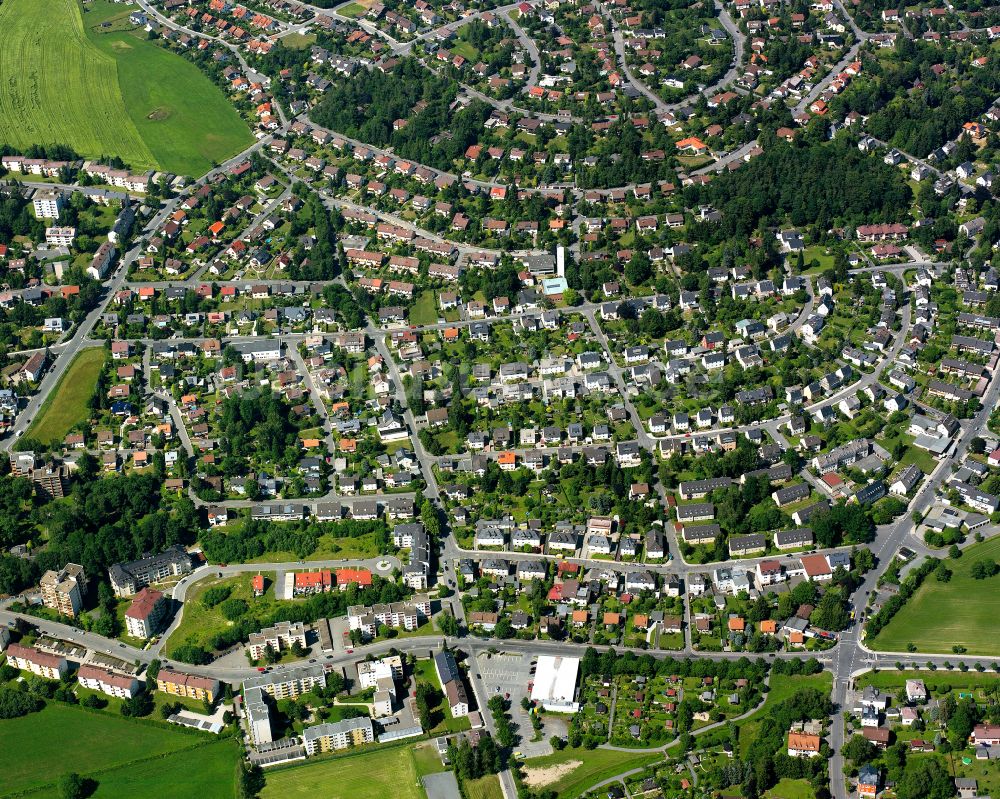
[
  {"xmin": 347, "ymin": 598, "xmax": 431, "ymax": 637},
  {"xmin": 302, "ymin": 716, "xmax": 375, "ymax": 755},
  {"xmin": 77, "ymin": 665, "xmax": 141, "ymax": 699},
  {"xmin": 40, "ymin": 563, "xmax": 86, "ymax": 618},
  {"xmin": 109, "ymin": 545, "xmax": 193, "ymax": 597},
  {"xmin": 32, "ymin": 189, "xmax": 64, "ymax": 219},
  {"xmin": 247, "ymin": 621, "xmax": 308, "ymax": 660},
  {"xmin": 6, "ymin": 643, "xmax": 69, "ymax": 680},
  {"xmin": 124, "ymin": 587, "xmax": 169, "ymax": 639},
  {"xmin": 242, "ymin": 664, "xmax": 326, "ymax": 746},
  {"xmin": 156, "ymin": 669, "xmax": 221, "ymax": 703}
]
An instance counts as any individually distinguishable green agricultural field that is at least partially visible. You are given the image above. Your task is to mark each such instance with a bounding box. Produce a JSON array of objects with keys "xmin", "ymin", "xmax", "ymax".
[
  {"xmin": 0, "ymin": 0, "xmax": 251, "ymax": 176},
  {"xmin": 15, "ymin": 738, "xmax": 241, "ymax": 799},
  {"xmin": 867, "ymin": 538, "xmax": 1000, "ymax": 655},
  {"xmin": 24, "ymin": 347, "xmax": 106, "ymax": 445},
  {"xmin": 0, "ymin": 703, "xmax": 207, "ymax": 796},
  {"xmin": 0, "ymin": 0, "xmax": 155, "ymax": 169},
  {"xmin": 261, "ymin": 743, "xmax": 424, "ymax": 799}
]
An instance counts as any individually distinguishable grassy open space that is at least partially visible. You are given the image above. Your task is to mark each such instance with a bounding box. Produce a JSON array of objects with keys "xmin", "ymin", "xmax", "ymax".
[
  {"xmin": 85, "ymin": 0, "xmax": 252, "ymax": 176},
  {"xmin": 16, "ymin": 738, "xmax": 241, "ymax": 799},
  {"xmin": 520, "ymin": 747, "xmax": 662, "ymax": 799},
  {"xmin": 0, "ymin": 0, "xmax": 155, "ymax": 169},
  {"xmin": 867, "ymin": 537, "xmax": 1000, "ymax": 655},
  {"xmin": 25, "ymin": 347, "xmax": 106, "ymax": 445},
  {"xmin": 465, "ymin": 775, "xmax": 504, "ymax": 799},
  {"xmin": 765, "ymin": 778, "xmax": 816, "ymax": 799},
  {"xmin": 164, "ymin": 571, "xmax": 275, "ymax": 656},
  {"xmin": 261, "ymin": 743, "xmax": 424, "ymax": 799},
  {"xmin": 856, "ymin": 670, "xmax": 1000, "ymax": 695},
  {"xmin": 736, "ymin": 672, "xmax": 832, "ymax": 757},
  {"xmin": 0, "ymin": 703, "xmax": 205, "ymax": 796},
  {"xmin": 408, "ymin": 290, "xmax": 439, "ymax": 326},
  {"xmin": 0, "ymin": 0, "xmax": 251, "ymax": 176}
]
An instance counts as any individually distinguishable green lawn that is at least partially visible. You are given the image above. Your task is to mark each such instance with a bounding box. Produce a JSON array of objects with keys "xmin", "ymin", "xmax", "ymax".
[
  {"xmin": 520, "ymin": 747, "xmax": 661, "ymax": 799},
  {"xmin": 867, "ymin": 537, "xmax": 1000, "ymax": 655},
  {"xmin": 85, "ymin": 0, "xmax": 253, "ymax": 176},
  {"xmin": 164, "ymin": 571, "xmax": 275, "ymax": 656},
  {"xmin": 408, "ymin": 290, "xmax": 439, "ymax": 326},
  {"xmin": 261, "ymin": 743, "xmax": 424, "ymax": 799},
  {"xmin": 338, "ymin": 1, "xmax": 367, "ymax": 17},
  {"xmin": 25, "ymin": 347, "xmax": 106, "ymax": 445},
  {"xmin": 0, "ymin": 703, "xmax": 210, "ymax": 796},
  {"xmin": 734, "ymin": 672, "xmax": 833, "ymax": 758},
  {"xmin": 16, "ymin": 738, "xmax": 241, "ymax": 799},
  {"xmin": 450, "ymin": 41, "xmax": 480, "ymax": 61},
  {"xmin": 0, "ymin": 0, "xmax": 250, "ymax": 176},
  {"xmin": 765, "ymin": 778, "xmax": 816, "ymax": 799},
  {"xmin": 465, "ymin": 775, "xmax": 504, "ymax": 799}
]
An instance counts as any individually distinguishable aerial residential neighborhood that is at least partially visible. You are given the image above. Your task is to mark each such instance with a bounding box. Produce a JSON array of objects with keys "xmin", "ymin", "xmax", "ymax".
[{"xmin": 6, "ymin": 0, "xmax": 1000, "ymax": 798}]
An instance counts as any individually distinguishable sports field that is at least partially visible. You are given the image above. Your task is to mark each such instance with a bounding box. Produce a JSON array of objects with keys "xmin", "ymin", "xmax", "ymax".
[
  {"xmin": 24, "ymin": 347, "xmax": 106, "ymax": 446},
  {"xmin": 261, "ymin": 744, "xmax": 424, "ymax": 799},
  {"xmin": 0, "ymin": 0, "xmax": 251, "ymax": 176},
  {"xmin": 0, "ymin": 703, "xmax": 209, "ymax": 796},
  {"xmin": 867, "ymin": 538, "xmax": 1000, "ymax": 655}
]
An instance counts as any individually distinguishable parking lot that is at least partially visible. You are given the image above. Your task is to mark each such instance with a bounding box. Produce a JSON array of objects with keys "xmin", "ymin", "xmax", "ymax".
[{"xmin": 474, "ymin": 652, "xmax": 554, "ymax": 758}]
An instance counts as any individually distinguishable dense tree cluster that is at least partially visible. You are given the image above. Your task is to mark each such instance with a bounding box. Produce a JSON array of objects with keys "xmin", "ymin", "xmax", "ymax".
[
  {"xmin": 699, "ymin": 139, "xmax": 912, "ymax": 237},
  {"xmin": 200, "ymin": 518, "xmax": 389, "ymax": 563},
  {"xmin": 0, "ymin": 470, "xmax": 200, "ymax": 595}
]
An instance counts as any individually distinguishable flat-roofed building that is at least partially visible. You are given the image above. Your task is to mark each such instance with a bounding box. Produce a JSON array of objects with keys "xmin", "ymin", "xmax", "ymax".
[{"xmin": 40, "ymin": 563, "xmax": 86, "ymax": 618}]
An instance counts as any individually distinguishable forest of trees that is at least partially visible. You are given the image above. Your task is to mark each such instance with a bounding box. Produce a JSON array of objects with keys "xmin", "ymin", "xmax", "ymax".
[
  {"xmin": 310, "ymin": 59, "xmax": 491, "ymax": 173},
  {"xmin": 699, "ymin": 138, "xmax": 912, "ymax": 237},
  {"xmin": 0, "ymin": 466, "xmax": 200, "ymax": 596}
]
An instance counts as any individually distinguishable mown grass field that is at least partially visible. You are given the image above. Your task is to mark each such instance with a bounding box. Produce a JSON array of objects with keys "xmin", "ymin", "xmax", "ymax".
[
  {"xmin": 0, "ymin": 0, "xmax": 251, "ymax": 176},
  {"xmin": 867, "ymin": 537, "xmax": 1000, "ymax": 655},
  {"xmin": 0, "ymin": 0, "xmax": 154, "ymax": 168},
  {"xmin": 0, "ymin": 703, "xmax": 209, "ymax": 796},
  {"xmin": 85, "ymin": 0, "xmax": 253, "ymax": 176},
  {"xmin": 465, "ymin": 775, "xmax": 504, "ymax": 799},
  {"xmin": 15, "ymin": 738, "xmax": 241, "ymax": 799},
  {"xmin": 261, "ymin": 743, "xmax": 424, "ymax": 799},
  {"xmin": 25, "ymin": 347, "xmax": 106, "ymax": 445}
]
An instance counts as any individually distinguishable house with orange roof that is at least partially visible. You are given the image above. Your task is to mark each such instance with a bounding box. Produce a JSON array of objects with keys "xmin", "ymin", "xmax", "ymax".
[
  {"xmin": 787, "ymin": 732, "xmax": 822, "ymax": 757},
  {"xmin": 497, "ymin": 451, "xmax": 517, "ymax": 470},
  {"xmin": 675, "ymin": 136, "xmax": 707, "ymax": 154},
  {"xmin": 335, "ymin": 568, "xmax": 372, "ymax": 589}
]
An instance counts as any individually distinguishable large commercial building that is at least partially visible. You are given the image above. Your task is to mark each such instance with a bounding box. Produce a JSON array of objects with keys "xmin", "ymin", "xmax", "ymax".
[
  {"xmin": 39, "ymin": 563, "xmax": 86, "ymax": 618},
  {"xmin": 529, "ymin": 655, "xmax": 580, "ymax": 712}
]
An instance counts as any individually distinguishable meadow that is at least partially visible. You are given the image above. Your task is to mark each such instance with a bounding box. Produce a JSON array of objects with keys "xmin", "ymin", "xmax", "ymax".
[
  {"xmin": 0, "ymin": 703, "xmax": 218, "ymax": 796},
  {"xmin": 261, "ymin": 743, "xmax": 425, "ymax": 799},
  {"xmin": 0, "ymin": 0, "xmax": 251, "ymax": 176},
  {"xmin": 867, "ymin": 537, "xmax": 1000, "ymax": 655},
  {"xmin": 24, "ymin": 347, "xmax": 106, "ymax": 446}
]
